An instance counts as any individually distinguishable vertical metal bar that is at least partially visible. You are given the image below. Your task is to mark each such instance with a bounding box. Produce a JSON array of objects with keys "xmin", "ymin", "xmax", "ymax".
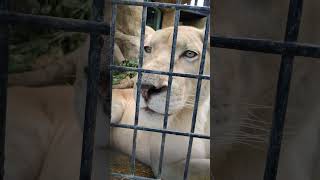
[
  {"xmin": 130, "ymin": 4, "xmax": 148, "ymax": 176},
  {"xmin": 183, "ymin": 17, "xmax": 210, "ymax": 180},
  {"xmin": 0, "ymin": 0, "xmax": 8, "ymax": 179},
  {"xmin": 204, "ymin": 0, "xmax": 210, "ymax": 7},
  {"xmin": 79, "ymin": 0, "xmax": 105, "ymax": 179},
  {"xmin": 110, "ymin": 3, "xmax": 117, "ymax": 65},
  {"xmin": 102, "ymin": 1, "xmax": 114, "ymax": 179},
  {"xmin": 263, "ymin": 0, "xmax": 303, "ymax": 180},
  {"xmin": 157, "ymin": 3, "xmax": 181, "ymax": 177}
]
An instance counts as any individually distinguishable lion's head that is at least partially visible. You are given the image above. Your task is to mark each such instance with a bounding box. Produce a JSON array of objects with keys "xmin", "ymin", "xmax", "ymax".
[
  {"xmin": 135, "ymin": 26, "xmax": 210, "ymax": 116},
  {"xmin": 74, "ymin": 25, "xmax": 210, "ymax": 146}
]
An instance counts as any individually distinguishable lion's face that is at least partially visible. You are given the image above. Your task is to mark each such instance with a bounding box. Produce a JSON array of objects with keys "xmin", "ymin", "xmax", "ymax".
[{"xmin": 135, "ymin": 26, "xmax": 210, "ymax": 115}]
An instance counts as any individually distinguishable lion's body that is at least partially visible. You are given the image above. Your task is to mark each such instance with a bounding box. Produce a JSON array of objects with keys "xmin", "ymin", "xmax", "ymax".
[
  {"xmin": 5, "ymin": 86, "xmax": 82, "ymax": 180},
  {"xmin": 111, "ymin": 89, "xmax": 210, "ymax": 179}
]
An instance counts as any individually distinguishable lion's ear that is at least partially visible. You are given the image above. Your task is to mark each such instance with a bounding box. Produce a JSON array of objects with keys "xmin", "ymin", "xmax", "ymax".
[
  {"xmin": 198, "ymin": 26, "xmax": 209, "ymax": 42},
  {"xmin": 144, "ymin": 26, "xmax": 155, "ymax": 44},
  {"xmin": 196, "ymin": 18, "xmax": 210, "ymax": 41},
  {"xmin": 145, "ymin": 25, "xmax": 155, "ymax": 33}
]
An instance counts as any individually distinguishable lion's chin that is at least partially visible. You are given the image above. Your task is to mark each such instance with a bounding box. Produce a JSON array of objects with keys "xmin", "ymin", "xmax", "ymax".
[
  {"xmin": 139, "ymin": 94, "xmax": 184, "ymax": 116},
  {"xmin": 141, "ymin": 106, "xmax": 169, "ymax": 116}
]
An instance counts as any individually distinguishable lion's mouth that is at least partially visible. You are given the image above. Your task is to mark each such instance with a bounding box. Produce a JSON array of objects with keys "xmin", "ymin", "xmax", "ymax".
[{"xmin": 141, "ymin": 106, "xmax": 173, "ymax": 116}]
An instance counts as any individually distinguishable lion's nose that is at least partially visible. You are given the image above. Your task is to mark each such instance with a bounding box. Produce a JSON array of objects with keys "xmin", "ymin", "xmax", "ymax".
[{"xmin": 140, "ymin": 83, "xmax": 167, "ymax": 101}]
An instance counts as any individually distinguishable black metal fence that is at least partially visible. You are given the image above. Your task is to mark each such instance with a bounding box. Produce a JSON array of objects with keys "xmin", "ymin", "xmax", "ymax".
[{"xmin": 0, "ymin": 0, "xmax": 320, "ymax": 179}]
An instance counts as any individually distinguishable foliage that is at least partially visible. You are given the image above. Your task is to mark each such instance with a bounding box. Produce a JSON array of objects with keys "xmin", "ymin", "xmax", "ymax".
[
  {"xmin": 9, "ymin": 0, "xmax": 90, "ymax": 73},
  {"xmin": 9, "ymin": 0, "xmax": 138, "ymax": 86},
  {"xmin": 112, "ymin": 59, "xmax": 138, "ymax": 85}
]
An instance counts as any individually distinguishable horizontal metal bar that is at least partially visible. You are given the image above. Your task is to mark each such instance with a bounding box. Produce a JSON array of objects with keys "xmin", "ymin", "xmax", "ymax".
[
  {"xmin": 0, "ymin": 11, "xmax": 110, "ymax": 34},
  {"xmin": 211, "ymin": 35, "xmax": 320, "ymax": 59},
  {"xmin": 3, "ymin": 11, "xmax": 320, "ymax": 59},
  {"xmin": 112, "ymin": 0, "xmax": 210, "ymax": 15},
  {"xmin": 3, "ymin": 12, "xmax": 320, "ymax": 60},
  {"xmin": 111, "ymin": 172, "xmax": 159, "ymax": 180},
  {"xmin": 110, "ymin": 65, "xmax": 210, "ymax": 80},
  {"xmin": 110, "ymin": 123, "xmax": 210, "ymax": 140}
]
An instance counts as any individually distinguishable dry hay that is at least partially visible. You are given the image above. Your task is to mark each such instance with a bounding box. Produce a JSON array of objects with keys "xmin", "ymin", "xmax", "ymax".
[{"xmin": 108, "ymin": 148, "xmax": 154, "ymax": 179}]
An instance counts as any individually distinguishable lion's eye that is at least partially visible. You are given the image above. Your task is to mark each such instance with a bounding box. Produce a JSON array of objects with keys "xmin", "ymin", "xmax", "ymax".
[
  {"xmin": 144, "ymin": 46, "xmax": 152, "ymax": 53},
  {"xmin": 182, "ymin": 50, "xmax": 198, "ymax": 58}
]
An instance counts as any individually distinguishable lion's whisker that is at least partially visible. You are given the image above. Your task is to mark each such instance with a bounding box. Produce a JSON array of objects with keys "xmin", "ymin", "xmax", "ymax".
[
  {"xmin": 240, "ymin": 117, "xmax": 272, "ymax": 125},
  {"xmin": 240, "ymin": 103, "xmax": 273, "ymax": 109}
]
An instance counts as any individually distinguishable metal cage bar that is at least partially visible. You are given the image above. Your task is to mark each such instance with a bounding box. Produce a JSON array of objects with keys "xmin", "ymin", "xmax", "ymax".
[
  {"xmin": 130, "ymin": 4, "xmax": 148, "ymax": 176},
  {"xmin": 110, "ymin": 3, "xmax": 117, "ymax": 65},
  {"xmin": 211, "ymin": 35, "xmax": 320, "ymax": 59},
  {"xmin": 2, "ymin": 10, "xmax": 320, "ymax": 58},
  {"xmin": 113, "ymin": 0, "xmax": 210, "ymax": 14},
  {"xmin": 0, "ymin": 0, "xmax": 8, "ymax": 179},
  {"xmin": 157, "ymin": 0, "xmax": 181, "ymax": 176},
  {"xmin": 0, "ymin": 11, "xmax": 110, "ymax": 34},
  {"xmin": 110, "ymin": 65, "xmax": 211, "ymax": 80},
  {"xmin": 183, "ymin": 16, "xmax": 210, "ymax": 180},
  {"xmin": 263, "ymin": 0, "xmax": 303, "ymax": 179},
  {"xmin": 79, "ymin": 0, "xmax": 105, "ymax": 179},
  {"xmin": 110, "ymin": 123, "xmax": 210, "ymax": 139}
]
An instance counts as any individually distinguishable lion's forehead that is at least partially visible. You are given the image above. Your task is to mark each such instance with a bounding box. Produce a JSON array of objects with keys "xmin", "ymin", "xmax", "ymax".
[{"xmin": 149, "ymin": 27, "xmax": 202, "ymax": 51}]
